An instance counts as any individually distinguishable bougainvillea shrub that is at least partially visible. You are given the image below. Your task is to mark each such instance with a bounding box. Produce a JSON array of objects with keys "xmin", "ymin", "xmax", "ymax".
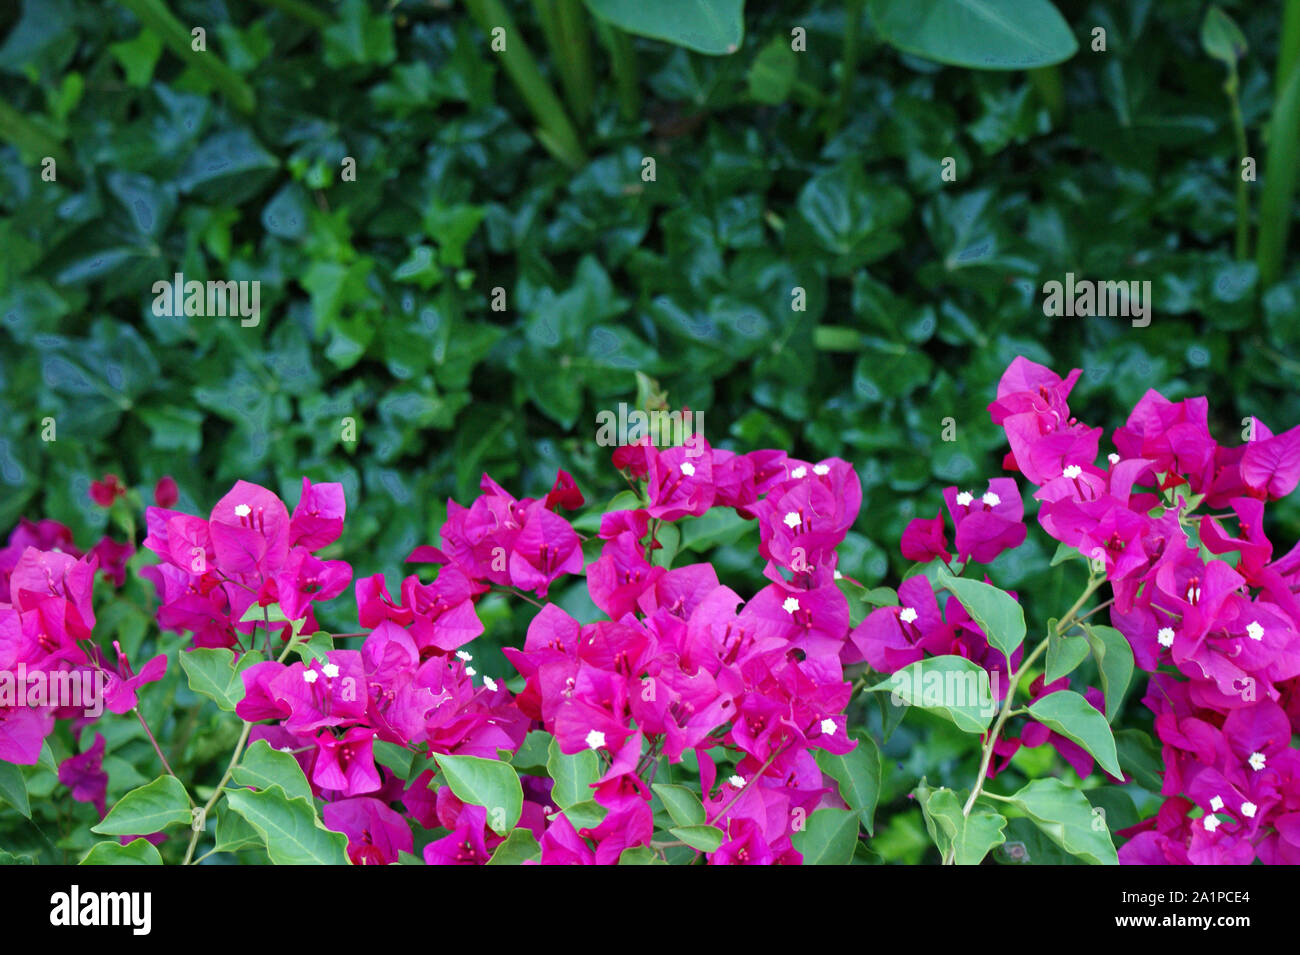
[{"xmin": 2, "ymin": 356, "xmax": 1299, "ymax": 865}]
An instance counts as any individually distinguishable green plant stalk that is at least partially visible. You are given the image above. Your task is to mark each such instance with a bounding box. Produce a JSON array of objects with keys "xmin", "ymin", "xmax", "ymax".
[
  {"xmin": 598, "ymin": 21, "xmax": 640, "ymax": 121},
  {"xmin": 255, "ymin": 0, "xmax": 332, "ymax": 29},
  {"xmin": 940, "ymin": 574, "xmax": 1106, "ymax": 865},
  {"xmin": 555, "ymin": 0, "xmax": 595, "ymax": 124},
  {"xmin": 0, "ymin": 100, "xmax": 74, "ymax": 175},
  {"xmin": 1256, "ymin": 59, "xmax": 1300, "ymax": 287},
  {"xmin": 465, "ymin": 0, "xmax": 585, "ymax": 169},
  {"xmin": 115, "ymin": 0, "xmax": 256, "ymax": 113},
  {"xmin": 181, "ymin": 632, "xmax": 301, "ymax": 865},
  {"xmin": 1225, "ymin": 63, "xmax": 1251, "ymax": 260},
  {"xmin": 1278, "ymin": 0, "xmax": 1300, "ymax": 100},
  {"xmin": 834, "ymin": 0, "xmax": 864, "ymax": 130}
]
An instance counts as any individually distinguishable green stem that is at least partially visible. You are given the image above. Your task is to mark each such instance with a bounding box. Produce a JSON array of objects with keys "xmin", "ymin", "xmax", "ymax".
[
  {"xmin": 1257, "ymin": 53, "xmax": 1300, "ymax": 286},
  {"xmin": 182, "ymin": 637, "xmax": 299, "ymax": 864},
  {"xmin": 555, "ymin": 0, "xmax": 595, "ymax": 124},
  {"xmin": 599, "ymin": 23, "xmax": 640, "ymax": 121},
  {"xmin": 1225, "ymin": 64, "xmax": 1251, "ymax": 260},
  {"xmin": 115, "ymin": 0, "xmax": 257, "ymax": 113},
  {"xmin": 464, "ymin": 0, "xmax": 585, "ymax": 169},
  {"xmin": 942, "ymin": 574, "xmax": 1106, "ymax": 864},
  {"xmin": 833, "ymin": 0, "xmax": 864, "ymax": 130}
]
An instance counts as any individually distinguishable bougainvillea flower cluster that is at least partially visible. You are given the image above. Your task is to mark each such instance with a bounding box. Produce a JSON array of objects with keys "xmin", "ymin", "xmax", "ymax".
[{"xmin": 990, "ymin": 357, "xmax": 1300, "ymax": 865}]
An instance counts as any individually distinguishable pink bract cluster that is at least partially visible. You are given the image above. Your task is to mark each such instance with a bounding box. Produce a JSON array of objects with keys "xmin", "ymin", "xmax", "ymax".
[
  {"xmin": 990, "ymin": 357, "xmax": 1300, "ymax": 865},
  {"xmin": 130, "ymin": 440, "xmax": 865, "ymax": 865}
]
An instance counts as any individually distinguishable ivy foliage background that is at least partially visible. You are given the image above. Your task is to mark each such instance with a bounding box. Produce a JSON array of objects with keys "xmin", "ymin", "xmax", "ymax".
[{"xmin": 0, "ymin": 0, "xmax": 1296, "ymax": 863}]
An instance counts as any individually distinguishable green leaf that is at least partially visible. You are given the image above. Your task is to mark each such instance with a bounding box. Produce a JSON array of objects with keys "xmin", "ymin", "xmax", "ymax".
[
  {"xmin": 815, "ymin": 731, "xmax": 882, "ymax": 835},
  {"xmin": 1045, "ymin": 623, "xmax": 1090, "ymax": 683},
  {"xmin": 546, "ymin": 737, "xmax": 600, "ymax": 809},
  {"xmin": 651, "ymin": 783, "xmax": 707, "ymax": 827},
  {"xmin": 868, "ymin": 0, "xmax": 1078, "ymax": 70},
  {"xmin": 916, "ymin": 782, "xmax": 1006, "ymax": 865},
  {"xmin": 509, "ymin": 730, "xmax": 554, "ymax": 775},
  {"xmin": 562, "ymin": 800, "xmax": 608, "ymax": 830},
  {"xmin": 432, "ymin": 753, "xmax": 523, "ymax": 836},
  {"xmin": 487, "ymin": 827, "xmax": 541, "ymax": 865},
  {"xmin": 1027, "ymin": 689, "xmax": 1122, "ymax": 778},
  {"xmin": 792, "ymin": 807, "xmax": 859, "ymax": 864},
  {"xmin": 1001, "ymin": 777, "xmax": 1118, "ymax": 865},
  {"xmin": 618, "ymin": 845, "xmax": 664, "ymax": 864},
  {"xmin": 213, "ymin": 808, "xmax": 264, "ymax": 854},
  {"xmin": 80, "ymin": 838, "xmax": 163, "ymax": 865},
  {"xmin": 225, "ymin": 785, "xmax": 350, "ymax": 864},
  {"xmin": 866, "ymin": 655, "xmax": 996, "ymax": 734},
  {"xmin": 1115, "ymin": 728, "xmax": 1164, "ymax": 791},
  {"xmin": 1050, "ymin": 541, "xmax": 1083, "ymax": 566},
  {"xmin": 678, "ymin": 508, "xmax": 753, "ymax": 552},
  {"xmin": 670, "ymin": 824, "xmax": 725, "ymax": 853},
  {"xmin": 1201, "ymin": 6, "xmax": 1247, "ymax": 67},
  {"xmin": 0, "ymin": 762, "xmax": 31, "ymax": 819},
  {"xmin": 583, "ymin": 0, "xmax": 744, "ymax": 55},
  {"xmin": 373, "ymin": 740, "xmax": 414, "ymax": 779},
  {"xmin": 230, "ymin": 739, "xmax": 314, "ymax": 803},
  {"xmin": 1082, "ymin": 624, "xmax": 1135, "ymax": 723},
  {"xmin": 92, "ymin": 776, "xmax": 192, "ymax": 835},
  {"xmin": 178, "ymin": 647, "xmax": 265, "ymax": 712},
  {"xmin": 936, "ymin": 567, "xmax": 1026, "ymax": 664},
  {"xmin": 748, "ymin": 34, "xmax": 797, "ymax": 104}
]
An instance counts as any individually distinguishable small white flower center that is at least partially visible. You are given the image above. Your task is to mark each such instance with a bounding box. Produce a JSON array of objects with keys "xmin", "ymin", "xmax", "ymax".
[
  {"xmin": 981, "ymin": 491, "xmax": 1001, "ymax": 507},
  {"xmin": 1249, "ymin": 751, "xmax": 1266, "ymax": 771},
  {"xmin": 679, "ymin": 462, "xmax": 696, "ymax": 477},
  {"xmin": 1107, "ymin": 453, "xmax": 1120, "ymax": 465},
  {"xmin": 1209, "ymin": 795, "xmax": 1224, "ymax": 811},
  {"xmin": 791, "ymin": 466, "xmax": 807, "ymax": 479},
  {"xmin": 585, "ymin": 729, "xmax": 606, "ymax": 750},
  {"xmin": 729, "ymin": 775, "xmax": 745, "ymax": 787},
  {"xmin": 1062, "ymin": 465, "xmax": 1082, "ymax": 479},
  {"xmin": 955, "ymin": 491, "xmax": 974, "ymax": 507},
  {"xmin": 234, "ymin": 504, "xmax": 251, "ymax": 517},
  {"xmin": 1241, "ymin": 801, "xmax": 1258, "ymax": 819},
  {"xmin": 782, "ymin": 596, "xmax": 800, "ymax": 615},
  {"xmin": 820, "ymin": 718, "xmax": 836, "ymax": 735},
  {"xmin": 1203, "ymin": 815, "xmax": 1221, "ymax": 833},
  {"xmin": 1246, "ymin": 621, "xmax": 1264, "ymax": 641},
  {"xmin": 899, "ymin": 607, "xmax": 918, "ymax": 624},
  {"xmin": 833, "ymin": 569, "xmax": 843, "ymax": 579},
  {"xmin": 465, "ymin": 666, "xmax": 477, "ymax": 677},
  {"xmin": 303, "ymin": 669, "xmax": 318, "ymax": 684},
  {"xmin": 321, "ymin": 663, "xmax": 340, "ymax": 679},
  {"xmin": 456, "ymin": 650, "xmax": 473, "ymax": 661},
  {"xmin": 813, "ymin": 464, "xmax": 829, "ymax": 476},
  {"xmin": 1157, "ymin": 627, "xmax": 1175, "ymax": 648},
  {"xmin": 483, "ymin": 676, "xmax": 499, "ymax": 692},
  {"xmin": 783, "ymin": 512, "xmax": 801, "ymax": 529}
]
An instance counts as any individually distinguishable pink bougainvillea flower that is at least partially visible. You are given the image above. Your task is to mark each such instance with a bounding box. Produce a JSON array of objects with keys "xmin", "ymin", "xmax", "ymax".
[
  {"xmin": 58, "ymin": 732, "xmax": 108, "ymax": 817},
  {"xmin": 289, "ymin": 478, "xmax": 347, "ymax": 552},
  {"xmin": 89, "ymin": 473, "xmax": 126, "ymax": 508},
  {"xmin": 153, "ymin": 475, "xmax": 179, "ymax": 508},
  {"xmin": 900, "ymin": 512, "xmax": 950, "ymax": 563},
  {"xmin": 942, "ymin": 478, "xmax": 1027, "ymax": 564},
  {"xmin": 323, "ymin": 796, "xmax": 414, "ymax": 865}
]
